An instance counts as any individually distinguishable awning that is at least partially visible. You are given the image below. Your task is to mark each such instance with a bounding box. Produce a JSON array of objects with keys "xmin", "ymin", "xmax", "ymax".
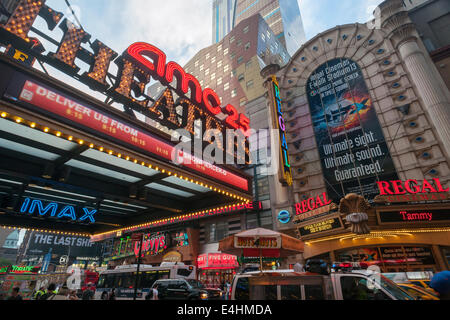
[
  {"xmin": 218, "ymin": 228, "xmax": 305, "ymax": 258},
  {"xmin": 0, "ymin": 55, "xmax": 253, "ymax": 238}
]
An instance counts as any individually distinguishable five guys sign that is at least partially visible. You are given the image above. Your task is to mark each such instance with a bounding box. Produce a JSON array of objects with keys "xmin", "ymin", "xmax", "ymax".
[{"xmin": 0, "ymin": 0, "xmax": 250, "ymax": 163}]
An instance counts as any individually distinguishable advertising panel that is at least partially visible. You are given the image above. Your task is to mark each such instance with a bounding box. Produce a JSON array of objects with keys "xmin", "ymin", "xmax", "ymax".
[
  {"xmin": 26, "ymin": 232, "xmax": 102, "ymax": 258},
  {"xmin": 298, "ymin": 217, "xmax": 343, "ymax": 237},
  {"xmin": 9, "ymin": 79, "xmax": 249, "ymax": 192},
  {"xmin": 306, "ymin": 58, "xmax": 398, "ymax": 202}
]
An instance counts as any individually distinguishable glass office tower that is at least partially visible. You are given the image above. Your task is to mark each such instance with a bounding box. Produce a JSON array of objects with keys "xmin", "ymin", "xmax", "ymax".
[{"xmin": 233, "ymin": 0, "xmax": 306, "ymax": 56}]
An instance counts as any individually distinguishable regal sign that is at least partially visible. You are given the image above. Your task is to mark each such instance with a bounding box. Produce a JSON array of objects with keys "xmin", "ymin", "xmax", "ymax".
[
  {"xmin": 375, "ymin": 179, "xmax": 450, "ymax": 203},
  {"xmin": 0, "ymin": 0, "xmax": 250, "ymax": 163},
  {"xmin": 295, "ymin": 193, "xmax": 334, "ymax": 221}
]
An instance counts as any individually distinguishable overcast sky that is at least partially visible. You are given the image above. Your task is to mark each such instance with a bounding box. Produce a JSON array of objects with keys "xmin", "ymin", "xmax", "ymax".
[{"xmin": 41, "ymin": 0, "xmax": 385, "ymax": 66}]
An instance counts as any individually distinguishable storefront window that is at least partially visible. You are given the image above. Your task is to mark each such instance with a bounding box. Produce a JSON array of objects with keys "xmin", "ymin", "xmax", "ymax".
[
  {"xmin": 207, "ymin": 222, "xmax": 229, "ymax": 243},
  {"xmin": 335, "ymin": 246, "xmax": 437, "ymax": 272}
]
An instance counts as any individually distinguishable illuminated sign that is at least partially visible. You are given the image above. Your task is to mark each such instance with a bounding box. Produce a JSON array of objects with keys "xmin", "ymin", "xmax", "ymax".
[
  {"xmin": 377, "ymin": 179, "xmax": 449, "ymax": 195},
  {"xmin": 197, "ymin": 253, "xmax": 239, "ymax": 269},
  {"xmin": 19, "ymin": 198, "xmax": 97, "ymax": 223},
  {"xmin": 174, "ymin": 232, "xmax": 189, "ymax": 247},
  {"xmin": 298, "ymin": 218, "xmax": 343, "ymax": 237},
  {"xmin": 234, "ymin": 237, "xmax": 281, "ymax": 249},
  {"xmin": 270, "ymin": 76, "xmax": 292, "ymax": 186},
  {"xmin": 277, "ymin": 210, "xmax": 291, "ymax": 224},
  {"xmin": 0, "ymin": 265, "xmax": 40, "ymax": 274},
  {"xmin": 17, "ymin": 80, "xmax": 249, "ymax": 191},
  {"xmin": 295, "ymin": 193, "xmax": 332, "ymax": 216},
  {"xmin": 91, "ymin": 202, "xmax": 262, "ymax": 242},
  {"xmin": 0, "ymin": 0, "xmax": 250, "ymax": 164},
  {"xmin": 134, "ymin": 232, "xmax": 169, "ymax": 258},
  {"xmin": 378, "ymin": 208, "xmax": 450, "ymax": 223}
]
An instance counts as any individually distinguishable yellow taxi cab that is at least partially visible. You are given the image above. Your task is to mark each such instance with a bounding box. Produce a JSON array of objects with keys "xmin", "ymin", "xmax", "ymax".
[{"xmin": 398, "ymin": 283, "xmax": 440, "ymax": 300}]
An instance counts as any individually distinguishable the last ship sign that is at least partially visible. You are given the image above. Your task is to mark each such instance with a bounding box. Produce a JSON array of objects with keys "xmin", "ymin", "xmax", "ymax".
[{"xmin": 0, "ymin": 0, "xmax": 251, "ymax": 167}]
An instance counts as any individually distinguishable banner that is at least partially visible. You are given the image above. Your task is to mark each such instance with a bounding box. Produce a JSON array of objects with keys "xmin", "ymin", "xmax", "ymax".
[{"xmin": 306, "ymin": 58, "xmax": 398, "ymax": 202}]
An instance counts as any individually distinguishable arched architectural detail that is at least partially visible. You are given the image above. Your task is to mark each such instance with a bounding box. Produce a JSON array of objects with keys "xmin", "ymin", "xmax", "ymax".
[{"xmin": 276, "ymin": 16, "xmax": 450, "ymax": 206}]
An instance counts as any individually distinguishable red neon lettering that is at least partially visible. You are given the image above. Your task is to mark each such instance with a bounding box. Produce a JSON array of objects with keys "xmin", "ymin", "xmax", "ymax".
[
  {"xmin": 404, "ymin": 180, "xmax": 420, "ymax": 194},
  {"xmin": 126, "ymin": 42, "xmax": 167, "ymax": 78},
  {"xmin": 391, "ymin": 180, "xmax": 406, "ymax": 195},
  {"xmin": 202, "ymin": 88, "xmax": 222, "ymax": 115},
  {"xmin": 422, "ymin": 179, "xmax": 438, "ymax": 193},
  {"xmin": 434, "ymin": 178, "xmax": 450, "ymax": 193},
  {"xmin": 165, "ymin": 61, "xmax": 202, "ymax": 104},
  {"xmin": 307, "ymin": 198, "xmax": 316, "ymax": 211},
  {"xmin": 377, "ymin": 181, "xmax": 393, "ymax": 195}
]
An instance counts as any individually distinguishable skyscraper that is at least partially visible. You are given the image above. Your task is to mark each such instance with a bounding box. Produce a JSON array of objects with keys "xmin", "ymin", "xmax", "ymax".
[
  {"xmin": 212, "ymin": 0, "xmax": 237, "ymax": 44},
  {"xmin": 231, "ymin": 0, "xmax": 306, "ymax": 56}
]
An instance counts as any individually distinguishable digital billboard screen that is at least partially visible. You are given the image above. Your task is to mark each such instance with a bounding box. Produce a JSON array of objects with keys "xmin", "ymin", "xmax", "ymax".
[{"xmin": 306, "ymin": 58, "xmax": 398, "ymax": 202}]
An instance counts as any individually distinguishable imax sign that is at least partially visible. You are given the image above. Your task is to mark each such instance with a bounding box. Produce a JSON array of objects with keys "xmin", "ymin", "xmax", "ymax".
[{"xmin": 19, "ymin": 198, "xmax": 97, "ymax": 223}]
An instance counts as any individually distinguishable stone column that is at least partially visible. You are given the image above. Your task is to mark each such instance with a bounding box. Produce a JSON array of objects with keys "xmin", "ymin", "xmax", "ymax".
[{"xmin": 379, "ymin": 0, "xmax": 450, "ymax": 157}]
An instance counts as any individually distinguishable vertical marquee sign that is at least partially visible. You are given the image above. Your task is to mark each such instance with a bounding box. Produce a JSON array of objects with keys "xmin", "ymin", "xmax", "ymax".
[
  {"xmin": 306, "ymin": 58, "xmax": 398, "ymax": 202},
  {"xmin": 270, "ymin": 76, "xmax": 293, "ymax": 186}
]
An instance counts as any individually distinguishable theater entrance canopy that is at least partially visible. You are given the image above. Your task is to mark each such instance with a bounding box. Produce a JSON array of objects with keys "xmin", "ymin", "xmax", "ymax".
[{"xmin": 0, "ymin": 0, "xmax": 253, "ymax": 239}]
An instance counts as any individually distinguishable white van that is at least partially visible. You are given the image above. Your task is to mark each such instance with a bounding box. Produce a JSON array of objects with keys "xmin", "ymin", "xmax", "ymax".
[{"xmin": 230, "ymin": 270, "xmax": 415, "ymax": 300}]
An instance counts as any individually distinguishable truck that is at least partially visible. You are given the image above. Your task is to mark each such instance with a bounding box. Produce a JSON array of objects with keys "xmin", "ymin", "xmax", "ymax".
[{"xmin": 230, "ymin": 269, "xmax": 415, "ymax": 300}]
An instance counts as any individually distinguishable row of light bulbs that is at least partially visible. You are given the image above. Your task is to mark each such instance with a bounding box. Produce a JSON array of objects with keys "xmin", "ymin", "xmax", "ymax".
[
  {"xmin": 305, "ymin": 228, "xmax": 450, "ymax": 245},
  {"xmin": 1, "ymin": 111, "xmax": 253, "ymax": 238},
  {"xmin": 1, "ymin": 111, "xmax": 251, "ymax": 203}
]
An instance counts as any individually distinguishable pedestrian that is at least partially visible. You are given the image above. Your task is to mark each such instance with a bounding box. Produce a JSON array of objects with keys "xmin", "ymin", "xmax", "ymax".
[
  {"xmin": 81, "ymin": 283, "xmax": 95, "ymax": 300},
  {"xmin": 67, "ymin": 290, "xmax": 79, "ymax": 301},
  {"xmin": 109, "ymin": 288, "xmax": 116, "ymax": 300},
  {"xmin": 224, "ymin": 281, "xmax": 231, "ymax": 300},
  {"xmin": 430, "ymin": 271, "xmax": 450, "ymax": 300},
  {"xmin": 7, "ymin": 287, "xmax": 23, "ymax": 301},
  {"xmin": 40, "ymin": 283, "xmax": 57, "ymax": 300},
  {"xmin": 149, "ymin": 284, "xmax": 159, "ymax": 300}
]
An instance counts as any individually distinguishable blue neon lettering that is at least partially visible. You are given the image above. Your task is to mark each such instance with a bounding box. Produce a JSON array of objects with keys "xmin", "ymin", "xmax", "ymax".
[
  {"xmin": 57, "ymin": 206, "xmax": 77, "ymax": 221},
  {"xmin": 29, "ymin": 200, "xmax": 58, "ymax": 217},
  {"xmin": 79, "ymin": 208, "xmax": 97, "ymax": 223},
  {"xmin": 20, "ymin": 198, "xmax": 30, "ymax": 213},
  {"xmin": 19, "ymin": 198, "xmax": 96, "ymax": 223}
]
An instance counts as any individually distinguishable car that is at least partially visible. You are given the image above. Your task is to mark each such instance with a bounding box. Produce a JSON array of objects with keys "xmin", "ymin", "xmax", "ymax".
[
  {"xmin": 397, "ymin": 283, "xmax": 439, "ymax": 300},
  {"xmin": 151, "ymin": 279, "xmax": 223, "ymax": 300},
  {"xmin": 230, "ymin": 269, "xmax": 415, "ymax": 300}
]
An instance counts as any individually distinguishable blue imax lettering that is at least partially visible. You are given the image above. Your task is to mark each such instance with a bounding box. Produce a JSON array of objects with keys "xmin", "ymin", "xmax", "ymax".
[{"xmin": 20, "ymin": 198, "xmax": 97, "ymax": 223}]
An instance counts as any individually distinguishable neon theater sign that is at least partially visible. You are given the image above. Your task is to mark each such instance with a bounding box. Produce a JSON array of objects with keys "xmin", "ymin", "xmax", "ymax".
[
  {"xmin": 271, "ymin": 76, "xmax": 292, "ymax": 186},
  {"xmin": 20, "ymin": 198, "xmax": 97, "ymax": 223},
  {"xmin": 0, "ymin": 0, "xmax": 251, "ymax": 164}
]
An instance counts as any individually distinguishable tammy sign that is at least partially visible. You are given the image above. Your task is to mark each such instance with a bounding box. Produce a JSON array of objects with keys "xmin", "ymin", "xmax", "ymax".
[{"xmin": 0, "ymin": 0, "xmax": 250, "ymax": 163}]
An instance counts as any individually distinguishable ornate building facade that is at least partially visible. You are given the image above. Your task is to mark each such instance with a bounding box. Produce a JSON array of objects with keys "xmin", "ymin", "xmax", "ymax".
[{"xmin": 264, "ymin": 0, "xmax": 450, "ymax": 271}]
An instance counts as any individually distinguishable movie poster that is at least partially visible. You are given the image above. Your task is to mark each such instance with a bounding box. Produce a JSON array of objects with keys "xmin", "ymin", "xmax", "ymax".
[{"xmin": 306, "ymin": 58, "xmax": 398, "ymax": 202}]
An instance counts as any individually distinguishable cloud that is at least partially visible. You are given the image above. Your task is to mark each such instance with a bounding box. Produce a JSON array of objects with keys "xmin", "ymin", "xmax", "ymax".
[
  {"xmin": 116, "ymin": 0, "xmax": 212, "ymax": 65},
  {"xmin": 298, "ymin": 0, "xmax": 385, "ymax": 41}
]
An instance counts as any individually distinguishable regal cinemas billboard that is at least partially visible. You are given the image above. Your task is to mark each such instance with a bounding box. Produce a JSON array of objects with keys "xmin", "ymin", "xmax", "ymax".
[{"xmin": 306, "ymin": 58, "xmax": 398, "ymax": 202}]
